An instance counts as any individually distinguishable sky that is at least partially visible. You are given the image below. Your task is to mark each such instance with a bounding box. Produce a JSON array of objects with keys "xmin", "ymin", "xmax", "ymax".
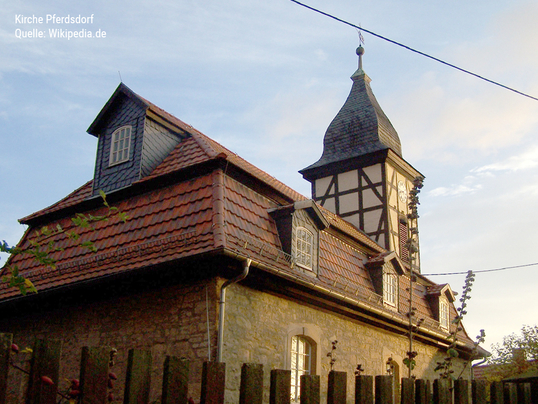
[{"xmin": 2, "ymin": 0, "xmax": 538, "ymax": 357}]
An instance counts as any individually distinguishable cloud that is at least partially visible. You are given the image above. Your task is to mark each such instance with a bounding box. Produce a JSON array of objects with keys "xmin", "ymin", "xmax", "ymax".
[
  {"xmin": 472, "ymin": 145, "xmax": 538, "ymax": 173},
  {"xmin": 428, "ymin": 184, "xmax": 482, "ymax": 198}
]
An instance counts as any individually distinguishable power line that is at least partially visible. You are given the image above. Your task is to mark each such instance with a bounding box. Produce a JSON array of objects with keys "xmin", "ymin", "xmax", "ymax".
[
  {"xmin": 290, "ymin": 0, "xmax": 538, "ymax": 102},
  {"xmin": 423, "ymin": 262, "xmax": 538, "ymax": 277}
]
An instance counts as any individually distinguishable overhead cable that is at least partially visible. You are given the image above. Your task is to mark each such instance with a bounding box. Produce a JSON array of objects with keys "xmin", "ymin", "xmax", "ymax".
[
  {"xmin": 422, "ymin": 262, "xmax": 538, "ymax": 277},
  {"xmin": 290, "ymin": 0, "xmax": 538, "ymax": 102}
]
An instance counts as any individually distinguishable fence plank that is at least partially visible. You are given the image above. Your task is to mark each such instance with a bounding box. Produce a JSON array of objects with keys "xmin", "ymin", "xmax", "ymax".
[
  {"xmin": 240, "ymin": 363, "xmax": 263, "ymax": 404},
  {"xmin": 490, "ymin": 381, "xmax": 504, "ymax": 404},
  {"xmin": 355, "ymin": 375, "xmax": 373, "ymax": 404},
  {"xmin": 270, "ymin": 369, "xmax": 291, "ymax": 404},
  {"xmin": 531, "ymin": 380, "xmax": 538, "ymax": 404},
  {"xmin": 200, "ymin": 362, "xmax": 225, "ymax": 404},
  {"xmin": 518, "ymin": 383, "xmax": 531, "ymax": 404},
  {"xmin": 79, "ymin": 346, "xmax": 111, "ymax": 404},
  {"xmin": 300, "ymin": 375, "xmax": 320, "ymax": 404},
  {"xmin": 374, "ymin": 375, "xmax": 393, "ymax": 404},
  {"xmin": 162, "ymin": 356, "xmax": 189, "ymax": 404},
  {"xmin": 0, "ymin": 333, "xmax": 12, "ymax": 404},
  {"xmin": 415, "ymin": 379, "xmax": 430, "ymax": 404},
  {"xmin": 433, "ymin": 378, "xmax": 452, "ymax": 404},
  {"xmin": 454, "ymin": 379, "xmax": 469, "ymax": 404},
  {"xmin": 123, "ymin": 349, "xmax": 152, "ymax": 404},
  {"xmin": 472, "ymin": 380, "xmax": 487, "ymax": 404},
  {"xmin": 400, "ymin": 378, "xmax": 414, "ymax": 404},
  {"xmin": 26, "ymin": 338, "xmax": 62, "ymax": 404},
  {"xmin": 504, "ymin": 383, "xmax": 517, "ymax": 404},
  {"xmin": 328, "ymin": 371, "xmax": 346, "ymax": 404}
]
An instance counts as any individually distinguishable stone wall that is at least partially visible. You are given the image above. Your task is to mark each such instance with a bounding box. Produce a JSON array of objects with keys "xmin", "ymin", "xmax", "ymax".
[
  {"xmin": 221, "ymin": 281, "xmax": 469, "ymax": 404},
  {"xmin": 1, "ymin": 275, "xmax": 469, "ymax": 403},
  {"xmin": 0, "ymin": 278, "xmax": 219, "ymax": 403}
]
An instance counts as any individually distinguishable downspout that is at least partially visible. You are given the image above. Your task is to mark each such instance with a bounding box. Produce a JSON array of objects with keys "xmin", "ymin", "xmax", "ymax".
[{"xmin": 217, "ymin": 258, "xmax": 252, "ymax": 362}]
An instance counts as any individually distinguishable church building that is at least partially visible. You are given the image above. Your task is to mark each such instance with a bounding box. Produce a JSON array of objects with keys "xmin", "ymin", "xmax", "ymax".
[{"xmin": 0, "ymin": 48, "xmax": 484, "ymax": 402}]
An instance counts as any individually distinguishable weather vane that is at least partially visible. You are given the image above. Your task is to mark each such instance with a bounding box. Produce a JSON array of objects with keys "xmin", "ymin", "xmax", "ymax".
[{"xmin": 357, "ymin": 25, "xmax": 365, "ymax": 46}]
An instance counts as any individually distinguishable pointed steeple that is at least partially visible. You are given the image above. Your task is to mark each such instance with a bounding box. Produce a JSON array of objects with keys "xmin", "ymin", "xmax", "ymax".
[
  {"xmin": 299, "ymin": 48, "xmax": 423, "ymax": 264},
  {"xmin": 301, "ymin": 46, "xmax": 402, "ymax": 173}
]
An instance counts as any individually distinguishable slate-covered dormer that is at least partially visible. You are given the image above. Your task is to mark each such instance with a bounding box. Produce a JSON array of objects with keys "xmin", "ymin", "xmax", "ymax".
[
  {"xmin": 269, "ymin": 200, "xmax": 329, "ymax": 276},
  {"xmin": 87, "ymin": 83, "xmax": 185, "ymax": 195}
]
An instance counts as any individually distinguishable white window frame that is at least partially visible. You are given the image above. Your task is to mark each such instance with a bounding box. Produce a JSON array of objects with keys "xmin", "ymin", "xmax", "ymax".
[
  {"xmin": 295, "ymin": 227, "xmax": 313, "ymax": 270},
  {"xmin": 109, "ymin": 125, "xmax": 132, "ymax": 166},
  {"xmin": 439, "ymin": 298, "xmax": 449, "ymax": 329},
  {"xmin": 383, "ymin": 271, "xmax": 397, "ymax": 306},
  {"xmin": 290, "ymin": 336, "xmax": 312, "ymax": 402}
]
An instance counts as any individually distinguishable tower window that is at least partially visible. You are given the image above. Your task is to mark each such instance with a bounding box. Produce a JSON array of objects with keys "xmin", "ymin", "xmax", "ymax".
[
  {"xmin": 399, "ymin": 217, "xmax": 409, "ymax": 262},
  {"xmin": 295, "ymin": 227, "xmax": 313, "ymax": 270},
  {"xmin": 109, "ymin": 126, "xmax": 132, "ymax": 166},
  {"xmin": 290, "ymin": 336, "xmax": 312, "ymax": 402}
]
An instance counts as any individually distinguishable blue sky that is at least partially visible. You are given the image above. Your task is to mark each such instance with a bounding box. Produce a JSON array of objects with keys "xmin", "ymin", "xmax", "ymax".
[{"xmin": 2, "ymin": 0, "xmax": 538, "ymax": 354}]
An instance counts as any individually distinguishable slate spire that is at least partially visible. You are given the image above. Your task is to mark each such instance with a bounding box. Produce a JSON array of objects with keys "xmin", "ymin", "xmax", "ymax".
[{"xmin": 302, "ymin": 46, "xmax": 402, "ymax": 172}]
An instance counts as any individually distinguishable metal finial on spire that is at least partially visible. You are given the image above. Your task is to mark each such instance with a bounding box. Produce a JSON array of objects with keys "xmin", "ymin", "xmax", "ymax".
[{"xmin": 356, "ymin": 45, "xmax": 365, "ymax": 71}]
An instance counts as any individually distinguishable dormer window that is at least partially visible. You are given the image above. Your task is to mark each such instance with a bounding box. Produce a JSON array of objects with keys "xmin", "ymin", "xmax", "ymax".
[
  {"xmin": 296, "ymin": 227, "xmax": 314, "ymax": 270},
  {"xmin": 109, "ymin": 126, "xmax": 132, "ymax": 166},
  {"xmin": 383, "ymin": 271, "xmax": 397, "ymax": 306}
]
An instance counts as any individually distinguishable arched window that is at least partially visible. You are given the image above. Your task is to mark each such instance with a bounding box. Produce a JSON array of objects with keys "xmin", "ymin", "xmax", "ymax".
[
  {"xmin": 290, "ymin": 335, "xmax": 312, "ymax": 402},
  {"xmin": 295, "ymin": 227, "xmax": 313, "ymax": 270},
  {"xmin": 109, "ymin": 125, "xmax": 132, "ymax": 166}
]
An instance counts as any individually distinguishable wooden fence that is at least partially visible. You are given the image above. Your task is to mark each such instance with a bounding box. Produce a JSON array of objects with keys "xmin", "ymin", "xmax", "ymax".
[{"xmin": 1, "ymin": 333, "xmax": 536, "ymax": 404}]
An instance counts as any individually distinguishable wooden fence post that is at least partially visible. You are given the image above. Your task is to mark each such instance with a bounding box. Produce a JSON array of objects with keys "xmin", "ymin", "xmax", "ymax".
[
  {"xmin": 328, "ymin": 370, "xmax": 346, "ymax": 404},
  {"xmin": 489, "ymin": 381, "xmax": 504, "ymax": 404},
  {"xmin": 433, "ymin": 378, "xmax": 452, "ymax": 404},
  {"xmin": 454, "ymin": 379, "xmax": 469, "ymax": 404},
  {"xmin": 472, "ymin": 380, "xmax": 487, "ymax": 404},
  {"xmin": 504, "ymin": 383, "xmax": 517, "ymax": 404},
  {"xmin": 240, "ymin": 363, "xmax": 263, "ymax": 404},
  {"xmin": 26, "ymin": 338, "xmax": 62, "ymax": 404},
  {"xmin": 400, "ymin": 378, "xmax": 414, "ymax": 404},
  {"xmin": 355, "ymin": 375, "xmax": 373, "ymax": 404},
  {"xmin": 123, "ymin": 349, "xmax": 152, "ymax": 404},
  {"xmin": 79, "ymin": 346, "xmax": 111, "ymax": 404},
  {"xmin": 415, "ymin": 379, "xmax": 430, "ymax": 404},
  {"xmin": 162, "ymin": 356, "xmax": 189, "ymax": 404},
  {"xmin": 518, "ymin": 383, "xmax": 531, "ymax": 404},
  {"xmin": 300, "ymin": 375, "xmax": 320, "ymax": 404},
  {"xmin": 270, "ymin": 369, "xmax": 291, "ymax": 404},
  {"xmin": 200, "ymin": 362, "xmax": 225, "ymax": 404},
  {"xmin": 375, "ymin": 375, "xmax": 393, "ymax": 404},
  {"xmin": 0, "ymin": 333, "xmax": 12, "ymax": 404},
  {"xmin": 531, "ymin": 380, "xmax": 538, "ymax": 404}
]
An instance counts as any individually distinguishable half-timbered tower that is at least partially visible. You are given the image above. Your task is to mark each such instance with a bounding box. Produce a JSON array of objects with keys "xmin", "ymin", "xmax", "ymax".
[{"xmin": 300, "ymin": 46, "xmax": 423, "ymax": 269}]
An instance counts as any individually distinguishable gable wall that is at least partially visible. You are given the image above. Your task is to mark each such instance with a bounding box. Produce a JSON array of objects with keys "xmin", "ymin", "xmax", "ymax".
[{"xmin": 141, "ymin": 119, "xmax": 181, "ymax": 177}]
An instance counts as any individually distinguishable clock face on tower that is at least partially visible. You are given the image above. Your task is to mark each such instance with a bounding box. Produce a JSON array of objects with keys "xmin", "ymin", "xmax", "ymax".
[{"xmin": 398, "ymin": 181, "xmax": 407, "ymax": 203}]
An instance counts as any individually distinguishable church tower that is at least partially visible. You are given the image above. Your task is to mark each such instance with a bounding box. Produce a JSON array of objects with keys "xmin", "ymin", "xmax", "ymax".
[{"xmin": 300, "ymin": 47, "xmax": 424, "ymax": 268}]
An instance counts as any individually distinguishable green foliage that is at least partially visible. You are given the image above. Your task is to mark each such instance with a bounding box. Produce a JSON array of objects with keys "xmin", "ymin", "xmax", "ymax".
[
  {"xmin": 434, "ymin": 270, "xmax": 485, "ymax": 379},
  {"xmin": 484, "ymin": 325, "xmax": 538, "ymax": 381},
  {"xmin": 0, "ymin": 191, "xmax": 128, "ymax": 295},
  {"xmin": 404, "ymin": 177, "xmax": 424, "ymax": 378}
]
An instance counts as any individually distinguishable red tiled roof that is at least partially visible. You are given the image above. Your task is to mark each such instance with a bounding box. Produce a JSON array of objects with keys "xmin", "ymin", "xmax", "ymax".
[
  {"xmin": 4, "ymin": 88, "xmax": 475, "ymax": 349},
  {"xmin": 3, "ymin": 174, "xmax": 216, "ymax": 300}
]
